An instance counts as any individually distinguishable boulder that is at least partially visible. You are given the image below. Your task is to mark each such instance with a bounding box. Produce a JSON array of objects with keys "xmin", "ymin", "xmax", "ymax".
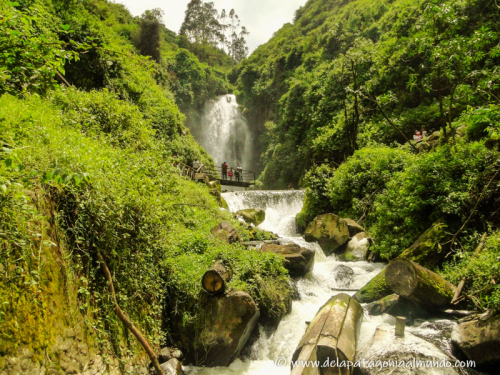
[
  {"xmin": 353, "ymin": 268, "xmax": 392, "ymax": 303},
  {"xmin": 398, "ymin": 220, "xmax": 450, "ymax": 268},
  {"xmin": 210, "ymin": 221, "xmax": 241, "ymax": 244},
  {"xmin": 333, "ymin": 264, "xmax": 354, "ymax": 288},
  {"xmin": 343, "ymin": 218, "xmax": 365, "ymax": 237},
  {"xmin": 261, "ymin": 243, "xmax": 315, "ymax": 277},
  {"xmin": 194, "ymin": 291, "xmax": 260, "ymax": 367},
  {"xmin": 365, "ymin": 294, "xmax": 401, "ymax": 316},
  {"xmin": 236, "ymin": 208, "xmax": 266, "ymax": 226},
  {"xmin": 354, "ymin": 324, "xmax": 460, "ymax": 375},
  {"xmin": 338, "ymin": 232, "xmax": 372, "ymax": 262},
  {"xmin": 304, "ymin": 213, "xmax": 350, "ymax": 255},
  {"xmin": 159, "ymin": 358, "xmax": 183, "ymax": 375},
  {"xmin": 158, "ymin": 347, "xmax": 171, "ymax": 363},
  {"xmin": 451, "ymin": 314, "xmax": 500, "ymax": 372}
]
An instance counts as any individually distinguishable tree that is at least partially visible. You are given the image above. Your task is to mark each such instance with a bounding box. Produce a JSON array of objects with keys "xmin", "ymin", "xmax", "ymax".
[
  {"xmin": 138, "ymin": 8, "xmax": 164, "ymax": 63},
  {"xmin": 179, "ymin": 1, "xmax": 249, "ymax": 62}
]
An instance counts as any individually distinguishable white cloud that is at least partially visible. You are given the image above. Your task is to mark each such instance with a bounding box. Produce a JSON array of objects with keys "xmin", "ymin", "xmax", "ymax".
[{"xmin": 115, "ymin": 0, "xmax": 306, "ymax": 53}]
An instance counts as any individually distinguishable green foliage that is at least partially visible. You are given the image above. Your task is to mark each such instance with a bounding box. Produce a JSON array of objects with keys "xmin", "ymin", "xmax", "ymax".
[
  {"xmin": 441, "ymin": 232, "xmax": 500, "ymax": 312},
  {"xmin": 370, "ymin": 141, "xmax": 496, "ymax": 258},
  {"xmin": 235, "ymin": 0, "xmax": 500, "ymax": 187},
  {"xmin": 137, "ymin": 9, "xmax": 163, "ymax": 62},
  {"xmin": 0, "ymin": 0, "xmax": 80, "ymax": 95},
  {"xmin": 0, "ymin": 93, "xmax": 289, "ymax": 361}
]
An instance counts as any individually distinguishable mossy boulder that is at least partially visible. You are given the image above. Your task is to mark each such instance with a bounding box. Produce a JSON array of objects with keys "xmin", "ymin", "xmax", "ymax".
[
  {"xmin": 210, "ymin": 221, "xmax": 241, "ymax": 244},
  {"xmin": 261, "ymin": 243, "xmax": 315, "ymax": 277},
  {"xmin": 353, "ymin": 269, "xmax": 392, "ymax": 303},
  {"xmin": 189, "ymin": 291, "xmax": 260, "ymax": 367},
  {"xmin": 236, "ymin": 208, "xmax": 266, "ymax": 226},
  {"xmin": 304, "ymin": 213, "xmax": 349, "ymax": 255},
  {"xmin": 398, "ymin": 220, "xmax": 450, "ymax": 268},
  {"xmin": 451, "ymin": 314, "xmax": 500, "ymax": 372}
]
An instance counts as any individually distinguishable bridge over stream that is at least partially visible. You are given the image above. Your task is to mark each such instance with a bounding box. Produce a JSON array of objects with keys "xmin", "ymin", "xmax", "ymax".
[{"xmin": 174, "ymin": 161, "xmax": 256, "ymax": 188}]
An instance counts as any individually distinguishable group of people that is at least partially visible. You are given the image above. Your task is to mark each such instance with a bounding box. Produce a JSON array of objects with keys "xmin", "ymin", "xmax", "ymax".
[
  {"xmin": 413, "ymin": 129, "xmax": 428, "ymax": 141},
  {"xmin": 221, "ymin": 161, "xmax": 243, "ymax": 182}
]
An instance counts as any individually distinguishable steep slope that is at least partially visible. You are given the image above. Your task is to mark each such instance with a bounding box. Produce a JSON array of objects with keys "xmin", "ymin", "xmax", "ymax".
[{"xmin": 233, "ymin": 0, "xmax": 500, "ymax": 188}]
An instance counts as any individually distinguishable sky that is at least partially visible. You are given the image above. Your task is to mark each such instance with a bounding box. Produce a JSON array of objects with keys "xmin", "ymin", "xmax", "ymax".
[{"xmin": 116, "ymin": 0, "xmax": 307, "ymax": 53}]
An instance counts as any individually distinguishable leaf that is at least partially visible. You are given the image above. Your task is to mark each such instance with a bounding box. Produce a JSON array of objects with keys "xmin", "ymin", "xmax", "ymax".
[
  {"xmin": 0, "ymin": 185, "xmax": 7, "ymax": 194},
  {"xmin": 60, "ymin": 24, "xmax": 70, "ymax": 31}
]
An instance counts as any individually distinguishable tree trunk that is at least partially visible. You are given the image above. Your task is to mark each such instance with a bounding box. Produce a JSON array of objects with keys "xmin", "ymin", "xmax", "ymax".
[
  {"xmin": 385, "ymin": 259, "xmax": 455, "ymax": 308},
  {"xmin": 202, "ymin": 261, "xmax": 232, "ymax": 295},
  {"xmin": 291, "ymin": 293, "xmax": 363, "ymax": 375}
]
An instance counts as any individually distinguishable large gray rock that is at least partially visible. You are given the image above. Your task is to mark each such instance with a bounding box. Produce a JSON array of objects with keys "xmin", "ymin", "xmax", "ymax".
[
  {"xmin": 195, "ymin": 291, "xmax": 260, "ymax": 367},
  {"xmin": 304, "ymin": 213, "xmax": 349, "ymax": 255},
  {"xmin": 261, "ymin": 243, "xmax": 315, "ymax": 277},
  {"xmin": 236, "ymin": 208, "xmax": 266, "ymax": 226},
  {"xmin": 354, "ymin": 324, "xmax": 460, "ymax": 375},
  {"xmin": 210, "ymin": 221, "xmax": 241, "ymax": 244},
  {"xmin": 333, "ymin": 264, "xmax": 354, "ymax": 288},
  {"xmin": 451, "ymin": 314, "xmax": 500, "ymax": 372},
  {"xmin": 159, "ymin": 358, "xmax": 183, "ymax": 375},
  {"xmin": 338, "ymin": 232, "xmax": 372, "ymax": 262}
]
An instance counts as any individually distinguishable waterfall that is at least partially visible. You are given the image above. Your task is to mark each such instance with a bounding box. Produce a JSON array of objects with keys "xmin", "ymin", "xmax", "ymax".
[{"xmin": 191, "ymin": 94, "xmax": 253, "ymax": 170}]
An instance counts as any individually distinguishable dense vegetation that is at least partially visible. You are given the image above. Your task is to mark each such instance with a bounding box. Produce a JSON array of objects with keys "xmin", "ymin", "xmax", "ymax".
[
  {"xmin": 0, "ymin": 0, "xmax": 288, "ymax": 370},
  {"xmin": 233, "ymin": 0, "xmax": 500, "ymax": 311}
]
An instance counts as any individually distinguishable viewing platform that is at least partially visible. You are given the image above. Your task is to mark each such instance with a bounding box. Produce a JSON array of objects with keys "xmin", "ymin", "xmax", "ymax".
[{"xmin": 174, "ymin": 161, "xmax": 256, "ymax": 188}]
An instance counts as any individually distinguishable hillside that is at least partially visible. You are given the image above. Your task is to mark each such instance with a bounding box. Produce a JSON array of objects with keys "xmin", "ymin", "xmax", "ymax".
[
  {"xmin": 0, "ymin": 0, "xmax": 287, "ymax": 373},
  {"xmin": 233, "ymin": 0, "xmax": 500, "ymax": 187}
]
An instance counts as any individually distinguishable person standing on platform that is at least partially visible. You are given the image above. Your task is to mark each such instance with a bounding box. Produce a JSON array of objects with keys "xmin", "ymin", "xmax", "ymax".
[
  {"xmin": 222, "ymin": 161, "xmax": 228, "ymax": 179},
  {"xmin": 228, "ymin": 167, "xmax": 233, "ymax": 180}
]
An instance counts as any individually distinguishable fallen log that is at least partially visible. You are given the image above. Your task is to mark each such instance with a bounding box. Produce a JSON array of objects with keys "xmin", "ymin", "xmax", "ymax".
[
  {"xmin": 291, "ymin": 293, "xmax": 363, "ymax": 375},
  {"xmin": 201, "ymin": 261, "xmax": 232, "ymax": 295},
  {"xmin": 353, "ymin": 268, "xmax": 392, "ymax": 303},
  {"xmin": 385, "ymin": 259, "xmax": 455, "ymax": 308}
]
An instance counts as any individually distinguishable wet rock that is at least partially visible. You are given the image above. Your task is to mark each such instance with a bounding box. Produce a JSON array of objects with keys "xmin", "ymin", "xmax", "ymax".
[
  {"xmin": 192, "ymin": 291, "xmax": 260, "ymax": 366},
  {"xmin": 451, "ymin": 314, "xmax": 500, "ymax": 372},
  {"xmin": 288, "ymin": 278, "xmax": 301, "ymax": 301},
  {"xmin": 210, "ymin": 221, "xmax": 241, "ymax": 244},
  {"xmin": 159, "ymin": 358, "xmax": 183, "ymax": 375},
  {"xmin": 170, "ymin": 349, "xmax": 183, "ymax": 360},
  {"xmin": 333, "ymin": 264, "xmax": 354, "ymax": 288},
  {"xmin": 338, "ymin": 232, "xmax": 372, "ymax": 262},
  {"xmin": 236, "ymin": 208, "xmax": 266, "ymax": 226},
  {"xmin": 261, "ymin": 243, "xmax": 315, "ymax": 277},
  {"xmin": 158, "ymin": 347, "xmax": 171, "ymax": 363},
  {"xmin": 304, "ymin": 213, "xmax": 349, "ymax": 255},
  {"xmin": 354, "ymin": 324, "xmax": 460, "ymax": 375},
  {"xmin": 353, "ymin": 268, "xmax": 392, "ymax": 303},
  {"xmin": 343, "ymin": 218, "xmax": 365, "ymax": 237}
]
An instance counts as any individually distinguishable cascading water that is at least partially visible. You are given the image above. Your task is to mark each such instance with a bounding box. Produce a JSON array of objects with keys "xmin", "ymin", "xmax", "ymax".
[
  {"xmin": 187, "ymin": 191, "xmax": 386, "ymax": 375},
  {"xmin": 190, "ymin": 94, "xmax": 253, "ymax": 169}
]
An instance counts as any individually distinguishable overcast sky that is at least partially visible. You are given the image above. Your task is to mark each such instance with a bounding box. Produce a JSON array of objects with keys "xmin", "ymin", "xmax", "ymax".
[{"xmin": 116, "ymin": 0, "xmax": 307, "ymax": 53}]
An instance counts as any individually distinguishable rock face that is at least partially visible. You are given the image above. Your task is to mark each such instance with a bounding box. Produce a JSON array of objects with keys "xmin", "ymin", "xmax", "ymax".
[
  {"xmin": 195, "ymin": 291, "xmax": 260, "ymax": 367},
  {"xmin": 451, "ymin": 315, "xmax": 500, "ymax": 372},
  {"xmin": 343, "ymin": 218, "xmax": 365, "ymax": 237},
  {"xmin": 261, "ymin": 243, "xmax": 315, "ymax": 277},
  {"xmin": 355, "ymin": 324, "xmax": 460, "ymax": 375},
  {"xmin": 210, "ymin": 221, "xmax": 241, "ymax": 244},
  {"xmin": 236, "ymin": 208, "xmax": 266, "ymax": 226},
  {"xmin": 338, "ymin": 232, "xmax": 372, "ymax": 262},
  {"xmin": 304, "ymin": 213, "xmax": 350, "ymax": 255},
  {"xmin": 353, "ymin": 269, "xmax": 392, "ymax": 303},
  {"xmin": 333, "ymin": 264, "xmax": 354, "ymax": 288}
]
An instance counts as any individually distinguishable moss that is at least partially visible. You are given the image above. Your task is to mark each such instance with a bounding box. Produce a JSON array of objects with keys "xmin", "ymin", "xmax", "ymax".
[{"xmin": 353, "ymin": 269, "xmax": 392, "ymax": 303}]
